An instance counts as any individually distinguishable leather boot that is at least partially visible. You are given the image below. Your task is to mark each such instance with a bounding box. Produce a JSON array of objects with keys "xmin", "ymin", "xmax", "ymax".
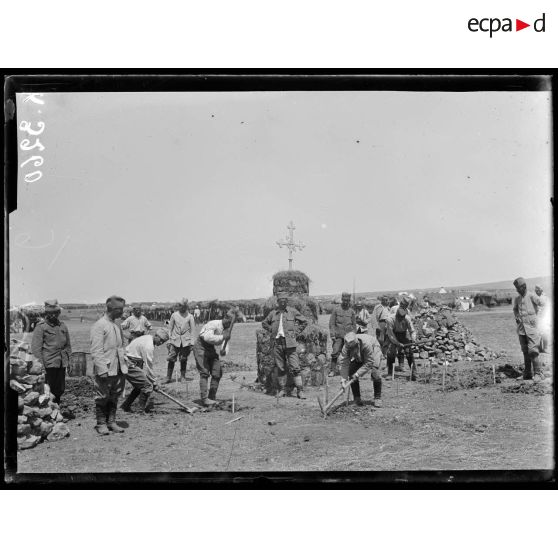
[
  {"xmin": 107, "ymin": 401, "xmax": 124, "ymax": 433},
  {"xmin": 139, "ymin": 392, "xmax": 154, "ymax": 413},
  {"xmin": 410, "ymin": 363, "xmax": 418, "ymax": 381},
  {"xmin": 121, "ymin": 388, "xmax": 140, "ymax": 412},
  {"xmin": 385, "ymin": 360, "xmax": 394, "ymax": 380},
  {"xmin": 294, "ymin": 374, "xmax": 306, "ymax": 399},
  {"xmin": 373, "ymin": 378, "xmax": 383, "ymax": 408},
  {"xmin": 180, "ymin": 361, "xmax": 187, "ymax": 381},
  {"xmin": 95, "ymin": 402, "xmax": 109, "ymax": 435},
  {"xmin": 531, "ymin": 355, "xmax": 543, "ymax": 380},
  {"xmin": 200, "ymin": 376, "xmax": 216, "ymax": 406},
  {"xmin": 523, "ymin": 354, "xmax": 533, "ymax": 380},
  {"xmin": 208, "ymin": 377, "xmax": 220, "ymax": 401},
  {"xmin": 166, "ymin": 362, "xmax": 175, "ymax": 383},
  {"xmin": 276, "ymin": 374, "xmax": 287, "ymax": 397}
]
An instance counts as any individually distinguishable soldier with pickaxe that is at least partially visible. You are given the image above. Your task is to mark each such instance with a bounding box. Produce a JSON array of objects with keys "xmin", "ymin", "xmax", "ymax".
[{"xmin": 318, "ymin": 331, "xmax": 383, "ymax": 416}]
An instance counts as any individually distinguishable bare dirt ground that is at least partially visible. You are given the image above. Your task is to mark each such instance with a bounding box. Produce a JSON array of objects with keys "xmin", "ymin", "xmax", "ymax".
[{"xmin": 16, "ymin": 310, "xmax": 554, "ymax": 473}]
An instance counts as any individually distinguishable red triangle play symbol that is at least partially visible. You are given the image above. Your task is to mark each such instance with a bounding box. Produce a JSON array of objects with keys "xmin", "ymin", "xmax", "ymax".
[{"xmin": 516, "ymin": 19, "xmax": 530, "ymax": 31}]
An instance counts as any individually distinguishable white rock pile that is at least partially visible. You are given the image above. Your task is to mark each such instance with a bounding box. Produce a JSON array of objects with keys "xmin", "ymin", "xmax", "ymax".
[{"xmin": 10, "ymin": 339, "xmax": 70, "ymax": 450}]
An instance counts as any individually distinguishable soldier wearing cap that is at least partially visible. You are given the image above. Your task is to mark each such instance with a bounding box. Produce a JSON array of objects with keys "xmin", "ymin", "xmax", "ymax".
[
  {"xmin": 385, "ymin": 296, "xmax": 418, "ymax": 380},
  {"xmin": 338, "ymin": 331, "xmax": 384, "ymax": 407},
  {"xmin": 371, "ymin": 295, "xmax": 391, "ymax": 351},
  {"xmin": 31, "ymin": 299, "xmax": 72, "ymax": 404},
  {"xmin": 90, "ymin": 295, "xmax": 128, "ymax": 435},
  {"xmin": 121, "ymin": 304, "xmax": 152, "ymax": 343},
  {"xmin": 261, "ymin": 292, "xmax": 309, "ymax": 398},
  {"xmin": 166, "ymin": 298, "xmax": 196, "ymax": 383},
  {"xmin": 513, "ymin": 277, "xmax": 545, "ymax": 379},
  {"xmin": 328, "ymin": 292, "xmax": 357, "ymax": 377},
  {"xmin": 121, "ymin": 328, "xmax": 169, "ymax": 413}
]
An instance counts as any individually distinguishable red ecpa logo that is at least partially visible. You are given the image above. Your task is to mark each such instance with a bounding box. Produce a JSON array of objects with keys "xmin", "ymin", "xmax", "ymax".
[{"xmin": 468, "ymin": 13, "xmax": 546, "ymax": 37}]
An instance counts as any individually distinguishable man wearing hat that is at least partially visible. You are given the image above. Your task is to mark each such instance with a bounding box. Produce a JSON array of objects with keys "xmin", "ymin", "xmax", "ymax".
[
  {"xmin": 338, "ymin": 331, "xmax": 384, "ymax": 407},
  {"xmin": 262, "ymin": 292, "xmax": 309, "ymax": 398},
  {"xmin": 328, "ymin": 292, "xmax": 357, "ymax": 377},
  {"xmin": 31, "ymin": 299, "xmax": 72, "ymax": 404},
  {"xmin": 513, "ymin": 277, "xmax": 545, "ymax": 379},
  {"xmin": 385, "ymin": 296, "xmax": 418, "ymax": 380},
  {"xmin": 121, "ymin": 304, "xmax": 152, "ymax": 343},
  {"xmin": 194, "ymin": 314, "xmax": 233, "ymax": 405},
  {"xmin": 166, "ymin": 298, "xmax": 196, "ymax": 383},
  {"xmin": 121, "ymin": 328, "xmax": 169, "ymax": 413},
  {"xmin": 371, "ymin": 295, "xmax": 391, "ymax": 352},
  {"xmin": 355, "ymin": 300, "xmax": 371, "ymax": 334},
  {"xmin": 90, "ymin": 296, "xmax": 128, "ymax": 435}
]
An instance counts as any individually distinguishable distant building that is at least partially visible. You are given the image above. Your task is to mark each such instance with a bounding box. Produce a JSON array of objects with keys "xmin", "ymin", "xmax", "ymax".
[{"xmin": 438, "ymin": 287, "xmax": 447, "ymax": 294}]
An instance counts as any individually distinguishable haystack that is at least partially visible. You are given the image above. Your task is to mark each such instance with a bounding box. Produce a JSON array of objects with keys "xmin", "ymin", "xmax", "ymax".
[{"xmin": 272, "ymin": 270, "xmax": 310, "ymax": 296}]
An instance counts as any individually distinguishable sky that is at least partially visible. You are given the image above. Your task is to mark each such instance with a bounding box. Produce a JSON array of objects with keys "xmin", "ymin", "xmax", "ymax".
[{"xmin": 10, "ymin": 89, "xmax": 552, "ymax": 305}]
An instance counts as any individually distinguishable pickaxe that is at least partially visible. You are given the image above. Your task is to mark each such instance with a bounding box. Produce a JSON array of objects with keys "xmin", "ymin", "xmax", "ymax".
[
  {"xmin": 317, "ymin": 368, "xmax": 370, "ymax": 418},
  {"xmin": 151, "ymin": 383, "xmax": 200, "ymax": 414}
]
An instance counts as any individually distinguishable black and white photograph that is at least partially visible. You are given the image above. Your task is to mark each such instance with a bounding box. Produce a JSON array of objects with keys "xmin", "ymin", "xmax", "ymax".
[{"xmin": 4, "ymin": 74, "xmax": 554, "ymax": 481}]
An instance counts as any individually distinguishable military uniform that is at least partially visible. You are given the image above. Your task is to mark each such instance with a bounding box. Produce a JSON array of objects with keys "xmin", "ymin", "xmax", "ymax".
[
  {"xmin": 31, "ymin": 315, "xmax": 72, "ymax": 404},
  {"xmin": 513, "ymin": 289, "xmax": 544, "ymax": 379},
  {"xmin": 262, "ymin": 301, "xmax": 309, "ymax": 397},
  {"xmin": 328, "ymin": 304, "xmax": 356, "ymax": 375}
]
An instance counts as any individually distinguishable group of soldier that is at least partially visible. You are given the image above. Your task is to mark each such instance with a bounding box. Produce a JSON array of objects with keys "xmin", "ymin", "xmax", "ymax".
[
  {"xmin": 28, "ymin": 276, "xmax": 550, "ymax": 435},
  {"xmin": 31, "ymin": 296, "xmax": 232, "ymax": 435}
]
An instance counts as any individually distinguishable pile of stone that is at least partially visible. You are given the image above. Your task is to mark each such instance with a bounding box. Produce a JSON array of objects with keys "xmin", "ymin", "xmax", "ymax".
[
  {"xmin": 413, "ymin": 307, "xmax": 499, "ymax": 365},
  {"xmin": 10, "ymin": 339, "xmax": 70, "ymax": 450}
]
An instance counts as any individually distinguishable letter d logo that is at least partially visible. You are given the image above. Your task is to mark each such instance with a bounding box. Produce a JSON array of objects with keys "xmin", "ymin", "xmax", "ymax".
[{"xmin": 534, "ymin": 13, "xmax": 546, "ymax": 32}]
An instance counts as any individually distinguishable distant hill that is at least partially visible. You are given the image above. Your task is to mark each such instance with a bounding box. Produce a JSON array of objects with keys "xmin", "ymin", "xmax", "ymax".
[
  {"xmin": 442, "ymin": 276, "xmax": 552, "ymax": 293},
  {"xmin": 315, "ymin": 275, "xmax": 552, "ymax": 301}
]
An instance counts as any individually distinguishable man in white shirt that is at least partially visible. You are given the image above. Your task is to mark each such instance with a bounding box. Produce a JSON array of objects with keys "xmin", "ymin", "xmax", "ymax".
[
  {"xmin": 121, "ymin": 305, "xmax": 152, "ymax": 343},
  {"xmin": 121, "ymin": 328, "xmax": 169, "ymax": 413},
  {"xmin": 194, "ymin": 315, "xmax": 232, "ymax": 406},
  {"xmin": 166, "ymin": 298, "xmax": 196, "ymax": 383}
]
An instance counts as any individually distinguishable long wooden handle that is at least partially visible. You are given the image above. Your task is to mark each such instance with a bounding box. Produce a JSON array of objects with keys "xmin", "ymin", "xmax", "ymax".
[{"xmin": 155, "ymin": 387, "xmax": 196, "ymax": 413}]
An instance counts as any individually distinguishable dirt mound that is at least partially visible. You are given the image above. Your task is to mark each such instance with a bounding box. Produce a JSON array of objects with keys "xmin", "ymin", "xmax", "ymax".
[
  {"xmin": 61, "ymin": 377, "xmax": 97, "ymax": 418},
  {"xmin": 501, "ymin": 379, "xmax": 553, "ymax": 396}
]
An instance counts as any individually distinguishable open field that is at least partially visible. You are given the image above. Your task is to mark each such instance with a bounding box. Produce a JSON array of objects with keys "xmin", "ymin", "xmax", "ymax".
[{"xmin": 15, "ymin": 310, "xmax": 554, "ymax": 473}]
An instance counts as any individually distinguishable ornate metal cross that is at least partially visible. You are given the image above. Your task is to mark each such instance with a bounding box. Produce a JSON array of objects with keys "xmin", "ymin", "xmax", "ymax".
[{"xmin": 276, "ymin": 220, "xmax": 305, "ymax": 270}]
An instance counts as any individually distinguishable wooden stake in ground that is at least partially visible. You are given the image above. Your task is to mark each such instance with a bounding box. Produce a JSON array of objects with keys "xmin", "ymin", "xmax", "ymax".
[
  {"xmin": 442, "ymin": 361, "xmax": 447, "ymax": 391},
  {"xmin": 429, "ymin": 358, "xmax": 433, "ymax": 383},
  {"xmin": 325, "ymin": 369, "xmax": 329, "ymax": 406},
  {"xmin": 232, "ymin": 392, "xmax": 235, "ymax": 414},
  {"xmin": 492, "ymin": 363, "xmax": 496, "ymax": 384},
  {"xmin": 346, "ymin": 383, "xmax": 350, "ymax": 407}
]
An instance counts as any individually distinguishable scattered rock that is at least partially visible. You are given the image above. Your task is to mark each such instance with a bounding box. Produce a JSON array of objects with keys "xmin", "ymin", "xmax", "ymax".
[
  {"xmin": 10, "ymin": 380, "xmax": 31, "ymax": 394},
  {"xmin": 303, "ymin": 435, "xmax": 311, "ymax": 442},
  {"xmin": 268, "ymin": 421, "xmax": 277, "ymax": 426},
  {"xmin": 47, "ymin": 423, "xmax": 70, "ymax": 442},
  {"xmin": 17, "ymin": 424, "xmax": 31, "ymax": 437},
  {"xmin": 39, "ymin": 421, "xmax": 54, "ymax": 438},
  {"xmin": 23, "ymin": 391, "xmax": 40, "ymax": 405},
  {"xmin": 18, "ymin": 435, "xmax": 41, "ymax": 450}
]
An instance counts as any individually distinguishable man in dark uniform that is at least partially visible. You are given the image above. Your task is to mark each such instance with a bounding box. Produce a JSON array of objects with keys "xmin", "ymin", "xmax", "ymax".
[
  {"xmin": 261, "ymin": 292, "xmax": 309, "ymax": 398},
  {"xmin": 328, "ymin": 292, "xmax": 356, "ymax": 376},
  {"xmin": 31, "ymin": 299, "xmax": 72, "ymax": 404},
  {"xmin": 385, "ymin": 296, "xmax": 418, "ymax": 380}
]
